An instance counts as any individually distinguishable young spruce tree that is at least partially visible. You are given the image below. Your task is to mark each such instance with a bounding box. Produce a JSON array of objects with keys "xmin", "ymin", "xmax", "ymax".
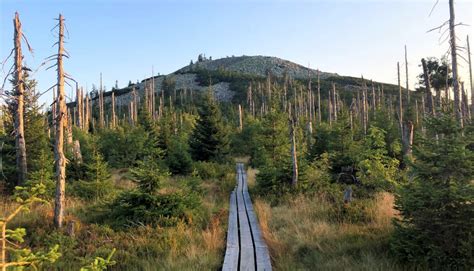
[
  {"xmin": 391, "ymin": 112, "xmax": 473, "ymax": 269},
  {"xmin": 190, "ymin": 90, "xmax": 230, "ymax": 162}
]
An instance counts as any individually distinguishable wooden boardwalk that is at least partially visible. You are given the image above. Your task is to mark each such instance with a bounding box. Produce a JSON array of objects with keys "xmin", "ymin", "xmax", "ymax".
[{"xmin": 222, "ymin": 163, "xmax": 272, "ymax": 271}]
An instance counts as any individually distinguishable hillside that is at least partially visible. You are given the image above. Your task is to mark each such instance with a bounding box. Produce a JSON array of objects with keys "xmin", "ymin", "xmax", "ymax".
[
  {"xmin": 175, "ymin": 55, "xmax": 337, "ymax": 79},
  {"xmin": 82, "ymin": 55, "xmax": 405, "ymax": 108}
]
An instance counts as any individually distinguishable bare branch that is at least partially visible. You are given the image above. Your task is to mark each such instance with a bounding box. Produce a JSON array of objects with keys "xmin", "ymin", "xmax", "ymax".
[
  {"xmin": 45, "ymin": 63, "xmax": 57, "ymax": 71},
  {"xmin": 21, "ymin": 33, "xmax": 34, "ymax": 55},
  {"xmin": 1, "ymin": 48, "xmax": 15, "ymax": 70},
  {"xmin": 427, "ymin": 20, "xmax": 449, "ymax": 33},
  {"xmin": 428, "ymin": 0, "xmax": 439, "ymax": 17}
]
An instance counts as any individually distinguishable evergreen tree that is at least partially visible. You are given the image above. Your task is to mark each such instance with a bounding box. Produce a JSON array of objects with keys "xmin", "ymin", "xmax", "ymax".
[
  {"xmin": 130, "ymin": 157, "xmax": 169, "ymax": 194},
  {"xmin": 189, "ymin": 91, "xmax": 230, "ymax": 162},
  {"xmin": 391, "ymin": 113, "xmax": 474, "ymax": 269},
  {"xmin": 0, "ymin": 71, "xmax": 53, "ymax": 190},
  {"xmin": 70, "ymin": 148, "xmax": 114, "ymax": 200}
]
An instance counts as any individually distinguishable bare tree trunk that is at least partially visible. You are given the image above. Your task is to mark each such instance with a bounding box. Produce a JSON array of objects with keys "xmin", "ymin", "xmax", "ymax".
[
  {"xmin": 75, "ymin": 83, "xmax": 82, "ymax": 129},
  {"xmin": 73, "ymin": 140, "xmax": 82, "ymax": 164},
  {"xmin": 403, "ymin": 121, "xmax": 414, "ymax": 158},
  {"xmin": 289, "ymin": 108, "xmax": 298, "ymax": 187},
  {"xmin": 468, "ymin": 35, "xmax": 473, "ymax": 117},
  {"xmin": 422, "ymin": 58, "xmax": 435, "ymax": 115},
  {"xmin": 84, "ymin": 93, "xmax": 90, "ymax": 132},
  {"xmin": 54, "ymin": 14, "xmax": 67, "ymax": 229},
  {"xmin": 238, "ymin": 104, "xmax": 243, "ymax": 132},
  {"xmin": 415, "ymin": 99, "xmax": 419, "ymax": 125},
  {"xmin": 99, "ymin": 73, "xmax": 104, "ymax": 128},
  {"xmin": 317, "ymin": 70, "xmax": 321, "ymax": 124},
  {"xmin": 371, "ymin": 82, "xmax": 376, "ymax": 116},
  {"xmin": 461, "ymin": 82, "xmax": 470, "ymax": 120},
  {"xmin": 111, "ymin": 92, "xmax": 116, "ymax": 128},
  {"xmin": 328, "ymin": 87, "xmax": 333, "ymax": 126},
  {"xmin": 405, "ymin": 45, "xmax": 410, "ymax": 104},
  {"xmin": 13, "ymin": 12, "xmax": 27, "ymax": 185},
  {"xmin": 362, "ymin": 81, "xmax": 367, "ymax": 134},
  {"xmin": 449, "ymin": 0, "xmax": 463, "ymax": 127},
  {"xmin": 332, "ymin": 83, "xmax": 337, "ymax": 122},
  {"xmin": 398, "ymin": 62, "xmax": 404, "ymax": 138}
]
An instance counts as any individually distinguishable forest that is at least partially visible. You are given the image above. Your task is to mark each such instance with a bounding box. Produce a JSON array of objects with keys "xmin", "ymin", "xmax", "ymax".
[{"xmin": 0, "ymin": 0, "xmax": 473, "ymax": 270}]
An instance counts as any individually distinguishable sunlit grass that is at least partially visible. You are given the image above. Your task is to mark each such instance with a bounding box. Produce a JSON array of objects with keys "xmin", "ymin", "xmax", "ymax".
[{"xmin": 254, "ymin": 192, "xmax": 408, "ymax": 270}]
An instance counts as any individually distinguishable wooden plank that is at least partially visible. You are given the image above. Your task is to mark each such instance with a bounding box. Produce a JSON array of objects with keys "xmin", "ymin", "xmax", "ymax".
[
  {"xmin": 256, "ymin": 246, "xmax": 272, "ymax": 271},
  {"xmin": 223, "ymin": 190, "xmax": 239, "ymax": 271},
  {"xmin": 237, "ymin": 187, "xmax": 255, "ymax": 271},
  {"xmin": 242, "ymin": 173, "xmax": 272, "ymax": 271},
  {"xmin": 223, "ymin": 246, "xmax": 239, "ymax": 271},
  {"xmin": 223, "ymin": 163, "xmax": 272, "ymax": 271}
]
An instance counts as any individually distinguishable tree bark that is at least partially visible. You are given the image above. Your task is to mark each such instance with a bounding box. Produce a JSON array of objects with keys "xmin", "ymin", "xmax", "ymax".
[
  {"xmin": 111, "ymin": 91, "xmax": 116, "ymax": 128},
  {"xmin": 84, "ymin": 93, "xmax": 90, "ymax": 132},
  {"xmin": 332, "ymin": 83, "xmax": 337, "ymax": 122},
  {"xmin": 422, "ymin": 58, "xmax": 435, "ymax": 115},
  {"xmin": 54, "ymin": 14, "xmax": 67, "ymax": 229},
  {"xmin": 405, "ymin": 45, "xmax": 410, "ymax": 104},
  {"xmin": 449, "ymin": 0, "xmax": 463, "ymax": 127},
  {"xmin": 467, "ymin": 35, "xmax": 473, "ymax": 117},
  {"xmin": 317, "ymin": 70, "xmax": 321, "ymax": 124},
  {"xmin": 289, "ymin": 109, "xmax": 298, "ymax": 187},
  {"xmin": 238, "ymin": 104, "xmax": 243, "ymax": 132},
  {"xmin": 13, "ymin": 12, "xmax": 27, "ymax": 185},
  {"xmin": 398, "ymin": 62, "xmax": 404, "ymax": 138}
]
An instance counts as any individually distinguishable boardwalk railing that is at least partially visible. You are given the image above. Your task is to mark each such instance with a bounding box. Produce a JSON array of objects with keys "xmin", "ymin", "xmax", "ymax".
[{"xmin": 222, "ymin": 163, "xmax": 272, "ymax": 271}]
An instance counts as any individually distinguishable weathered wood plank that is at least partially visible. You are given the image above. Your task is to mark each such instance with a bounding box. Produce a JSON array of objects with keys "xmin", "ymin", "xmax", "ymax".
[
  {"xmin": 242, "ymin": 170, "xmax": 272, "ymax": 271},
  {"xmin": 237, "ymin": 187, "xmax": 255, "ymax": 271},
  {"xmin": 222, "ymin": 163, "xmax": 272, "ymax": 271},
  {"xmin": 256, "ymin": 246, "xmax": 272, "ymax": 271},
  {"xmin": 222, "ymin": 190, "xmax": 239, "ymax": 271}
]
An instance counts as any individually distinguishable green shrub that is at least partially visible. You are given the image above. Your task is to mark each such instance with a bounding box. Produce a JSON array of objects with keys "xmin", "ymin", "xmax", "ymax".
[
  {"xmin": 104, "ymin": 190, "xmax": 201, "ymax": 228},
  {"xmin": 192, "ymin": 161, "xmax": 232, "ymax": 179},
  {"xmin": 391, "ymin": 113, "xmax": 474, "ymax": 269},
  {"xmin": 130, "ymin": 158, "xmax": 169, "ymax": 194},
  {"xmin": 69, "ymin": 150, "xmax": 115, "ymax": 200},
  {"xmin": 166, "ymin": 136, "xmax": 193, "ymax": 175}
]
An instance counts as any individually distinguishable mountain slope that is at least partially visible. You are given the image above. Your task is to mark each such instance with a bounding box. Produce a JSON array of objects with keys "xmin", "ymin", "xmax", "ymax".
[{"xmin": 175, "ymin": 55, "xmax": 337, "ymax": 79}]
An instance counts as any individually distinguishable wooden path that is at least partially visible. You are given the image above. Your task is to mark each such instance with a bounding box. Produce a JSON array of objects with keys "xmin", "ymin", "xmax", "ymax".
[{"xmin": 222, "ymin": 163, "xmax": 272, "ymax": 271}]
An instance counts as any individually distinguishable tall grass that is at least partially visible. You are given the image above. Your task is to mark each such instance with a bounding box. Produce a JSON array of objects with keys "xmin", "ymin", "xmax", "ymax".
[
  {"xmin": 1, "ymin": 171, "xmax": 231, "ymax": 270},
  {"xmin": 254, "ymin": 192, "xmax": 408, "ymax": 270}
]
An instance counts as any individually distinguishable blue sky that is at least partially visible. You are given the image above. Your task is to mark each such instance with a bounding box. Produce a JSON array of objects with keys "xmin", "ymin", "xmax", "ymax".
[{"xmin": 1, "ymin": 0, "xmax": 472, "ymax": 105}]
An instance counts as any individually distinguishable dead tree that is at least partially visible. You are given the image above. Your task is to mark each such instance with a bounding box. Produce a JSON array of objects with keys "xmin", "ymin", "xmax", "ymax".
[
  {"xmin": 99, "ymin": 73, "xmax": 104, "ymax": 128},
  {"xmin": 238, "ymin": 104, "xmax": 243, "ymax": 132},
  {"xmin": 84, "ymin": 92, "xmax": 90, "ymax": 131},
  {"xmin": 398, "ymin": 62, "xmax": 404, "ymax": 139},
  {"xmin": 405, "ymin": 45, "xmax": 410, "ymax": 104},
  {"xmin": 449, "ymin": 0, "xmax": 463, "ymax": 127},
  {"xmin": 332, "ymin": 83, "xmax": 337, "ymax": 122},
  {"xmin": 328, "ymin": 87, "xmax": 333, "ymax": 125},
  {"xmin": 361, "ymin": 79, "xmax": 368, "ymax": 134},
  {"xmin": 54, "ymin": 14, "xmax": 67, "ymax": 229},
  {"xmin": 317, "ymin": 70, "xmax": 322, "ymax": 124},
  {"xmin": 468, "ymin": 35, "xmax": 473, "ymax": 117},
  {"xmin": 289, "ymin": 107, "xmax": 298, "ymax": 187},
  {"xmin": 422, "ymin": 58, "xmax": 435, "ymax": 115},
  {"xmin": 75, "ymin": 84, "xmax": 82, "ymax": 129},
  {"xmin": 13, "ymin": 12, "xmax": 28, "ymax": 184},
  {"xmin": 111, "ymin": 91, "xmax": 116, "ymax": 128}
]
